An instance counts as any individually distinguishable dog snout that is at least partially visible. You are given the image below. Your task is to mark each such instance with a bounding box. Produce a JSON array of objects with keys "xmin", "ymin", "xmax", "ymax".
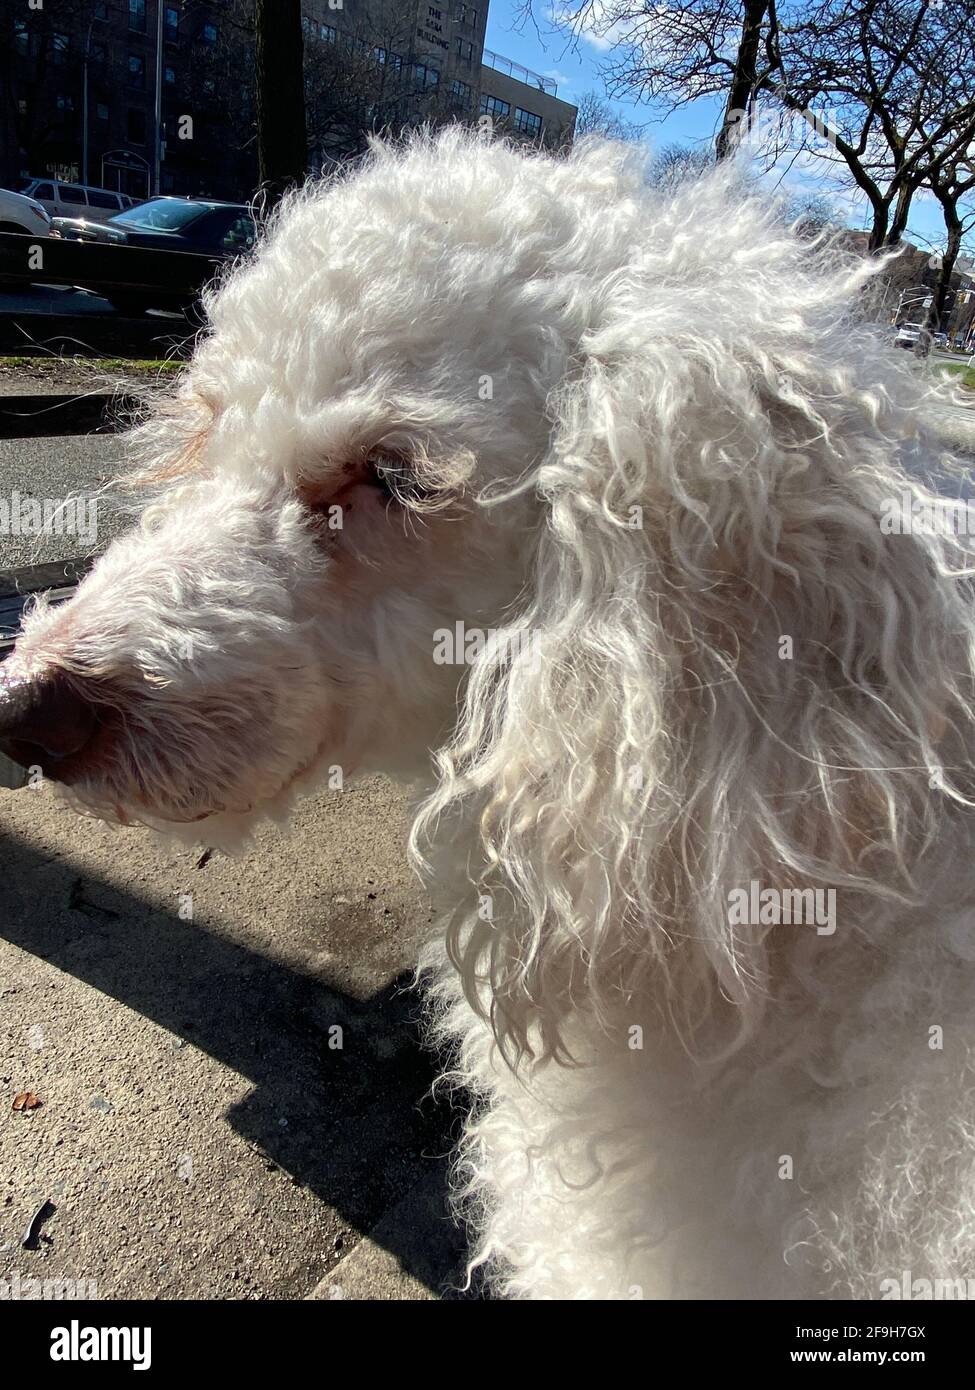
[{"xmin": 0, "ymin": 666, "xmax": 98, "ymax": 777}]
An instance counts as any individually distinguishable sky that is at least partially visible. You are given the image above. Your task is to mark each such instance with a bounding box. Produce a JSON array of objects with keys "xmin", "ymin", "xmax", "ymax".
[{"xmin": 484, "ymin": 0, "xmax": 955, "ymax": 255}]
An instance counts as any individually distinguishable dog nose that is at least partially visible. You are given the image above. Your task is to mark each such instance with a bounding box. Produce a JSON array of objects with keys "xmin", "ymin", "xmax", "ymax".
[{"xmin": 0, "ymin": 667, "xmax": 98, "ymax": 776}]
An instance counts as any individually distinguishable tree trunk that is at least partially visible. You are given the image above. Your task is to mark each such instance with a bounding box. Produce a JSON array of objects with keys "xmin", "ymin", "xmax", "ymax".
[
  {"xmin": 867, "ymin": 196, "xmax": 890, "ymax": 253},
  {"xmin": 716, "ymin": 0, "xmax": 769, "ymax": 161},
  {"xmin": 915, "ymin": 214, "xmax": 962, "ymax": 360},
  {"xmin": 885, "ymin": 180, "xmax": 914, "ymax": 247},
  {"xmin": 255, "ymin": 0, "xmax": 307, "ymax": 207}
]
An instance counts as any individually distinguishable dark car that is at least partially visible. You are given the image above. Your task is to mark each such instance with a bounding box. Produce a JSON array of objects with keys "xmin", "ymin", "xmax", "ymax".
[
  {"xmin": 53, "ymin": 197, "xmax": 256, "ymax": 314},
  {"xmin": 54, "ymin": 196, "xmax": 256, "ymax": 251}
]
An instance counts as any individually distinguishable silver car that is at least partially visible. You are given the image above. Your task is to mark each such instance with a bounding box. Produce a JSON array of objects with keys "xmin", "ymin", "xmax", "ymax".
[
  {"xmin": 15, "ymin": 178, "xmax": 139, "ymax": 225},
  {"xmin": 0, "ymin": 186, "xmax": 53, "ymax": 237}
]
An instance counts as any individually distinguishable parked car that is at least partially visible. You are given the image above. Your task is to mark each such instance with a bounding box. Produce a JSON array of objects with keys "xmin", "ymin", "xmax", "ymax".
[
  {"xmin": 895, "ymin": 323, "xmax": 922, "ymax": 349},
  {"xmin": 54, "ymin": 197, "xmax": 256, "ymax": 253},
  {"xmin": 932, "ymin": 331, "xmax": 949, "ymax": 350},
  {"xmin": 0, "ymin": 186, "xmax": 52, "ymax": 237},
  {"xmin": 14, "ymin": 177, "xmax": 139, "ymax": 224},
  {"xmin": 54, "ymin": 196, "xmax": 257, "ymax": 315},
  {"xmin": 954, "ymin": 333, "xmax": 972, "ymax": 351}
]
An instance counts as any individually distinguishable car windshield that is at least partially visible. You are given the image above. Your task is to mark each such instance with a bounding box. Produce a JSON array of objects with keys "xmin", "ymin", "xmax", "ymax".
[{"xmin": 110, "ymin": 200, "xmax": 211, "ymax": 231}]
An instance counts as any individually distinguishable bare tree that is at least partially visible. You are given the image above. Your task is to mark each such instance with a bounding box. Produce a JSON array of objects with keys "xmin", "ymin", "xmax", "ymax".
[
  {"xmin": 783, "ymin": 190, "xmax": 842, "ymax": 238},
  {"xmin": 572, "ymin": 91, "xmax": 640, "ymax": 141},
  {"xmin": 536, "ymin": 1, "xmax": 975, "ymax": 252},
  {"xmin": 302, "ymin": 4, "xmax": 471, "ymax": 167},
  {"xmin": 541, "ymin": 1, "xmax": 774, "ymax": 159},
  {"xmin": 915, "ymin": 158, "xmax": 975, "ymax": 355},
  {"xmin": 762, "ymin": 0, "xmax": 975, "ymax": 250},
  {"xmin": 646, "ymin": 142, "xmax": 714, "ymax": 190},
  {"xmin": 716, "ymin": 0, "xmax": 769, "ymax": 160}
]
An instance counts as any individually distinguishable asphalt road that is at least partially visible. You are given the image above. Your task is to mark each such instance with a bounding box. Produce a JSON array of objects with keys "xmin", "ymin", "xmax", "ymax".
[{"xmin": 0, "ymin": 432, "xmax": 130, "ymax": 570}]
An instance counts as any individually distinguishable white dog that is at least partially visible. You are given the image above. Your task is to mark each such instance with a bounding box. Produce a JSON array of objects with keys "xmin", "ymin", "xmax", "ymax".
[{"xmin": 2, "ymin": 130, "xmax": 975, "ymax": 1300}]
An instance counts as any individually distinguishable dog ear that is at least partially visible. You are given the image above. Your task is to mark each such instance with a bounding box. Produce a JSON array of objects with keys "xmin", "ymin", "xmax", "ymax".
[{"xmin": 415, "ymin": 290, "xmax": 975, "ymax": 1069}]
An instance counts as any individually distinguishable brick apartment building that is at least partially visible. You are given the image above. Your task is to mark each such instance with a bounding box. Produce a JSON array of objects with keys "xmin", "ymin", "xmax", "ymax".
[{"xmin": 0, "ymin": 0, "xmax": 577, "ymax": 202}]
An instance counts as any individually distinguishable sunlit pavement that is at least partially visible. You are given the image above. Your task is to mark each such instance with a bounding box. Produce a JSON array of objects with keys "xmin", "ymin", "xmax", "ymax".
[{"xmin": 0, "ymin": 775, "xmax": 467, "ymax": 1300}]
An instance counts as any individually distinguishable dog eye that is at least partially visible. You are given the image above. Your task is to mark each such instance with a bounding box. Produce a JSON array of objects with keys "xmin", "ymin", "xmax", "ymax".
[
  {"xmin": 368, "ymin": 451, "xmax": 404, "ymax": 493},
  {"xmin": 296, "ymin": 448, "xmax": 437, "ymax": 521},
  {"xmin": 366, "ymin": 450, "xmax": 428, "ymax": 506}
]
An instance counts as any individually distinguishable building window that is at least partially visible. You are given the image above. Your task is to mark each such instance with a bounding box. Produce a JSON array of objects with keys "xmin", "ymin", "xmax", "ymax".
[
  {"xmin": 94, "ymin": 2, "xmax": 109, "ymax": 19},
  {"xmin": 480, "ymin": 93, "xmax": 509, "ymax": 119},
  {"xmin": 457, "ymin": 4, "xmax": 478, "ymax": 23},
  {"xmin": 304, "ymin": 15, "xmax": 337, "ymax": 41},
  {"xmin": 96, "ymin": 102, "xmax": 110, "ymax": 122},
  {"xmin": 90, "ymin": 41, "xmax": 108, "ymax": 63},
  {"xmin": 127, "ymin": 108, "xmax": 147, "ymax": 143},
  {"xmin": 455, "ymin": 39, "xmax": 474, "ymax": 61},
  {"xmin": 202, "ymin": 23, "xmax": 218, "ymax": 45},
  {"xmin": 514, "ymin": 107, "xmax": 542, "ymax": 137},
  {"xmin": 51, "ymin": 32, "xmax": 70, "ymax": 66},
  {"xmin": 388, "ymin": 53, "xmax": 403, "ymax": 75},
  {"xmin": 414, "ymin": 63, "xmax": 439, "ymax": 88},
  {"xmin": 164, "ymin": 6, "xmax": 179, "ymax": 43},
  {"xmin": 128, "ymin": 53, "xmax": 146, "ymax": 89},
  {"xmin": 14, "ymin": 20, "xmax": 29, "ymax": 56},
  {"xmin": 129, "ymin": 0, "xmax": 147, "ymax": 34},
  {"xmin": 56, "ymin": 93, "xmax": 76, "ymax": 112},
  {"xmin": 164, "ymin": 64, "xmax": 176, "ymax": 84},
  {"xmin": 373, "ymin": 47, "xmax": 387, "ymax": 64},
  {"xmin": 450, "ymin": 78, "xmax": 471, "ymax": 105}
]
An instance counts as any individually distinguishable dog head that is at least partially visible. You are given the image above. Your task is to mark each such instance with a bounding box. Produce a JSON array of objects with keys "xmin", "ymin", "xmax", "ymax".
[
  {"xmin": 3, "ymin": 131, "xmax": 972, "ymax": 1059},
  {"xmin": 2, "ymin": 130, "xmax": 572, "ymax": 831}
]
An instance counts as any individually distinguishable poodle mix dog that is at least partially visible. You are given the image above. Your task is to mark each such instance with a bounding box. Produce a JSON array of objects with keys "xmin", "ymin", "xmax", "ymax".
[{"xmin": 2, "ymin": 131, "xmax": 975, "ymax": 1300}]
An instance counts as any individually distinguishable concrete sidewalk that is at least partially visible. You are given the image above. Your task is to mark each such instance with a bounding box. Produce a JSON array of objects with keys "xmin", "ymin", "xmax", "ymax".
[{"xmin": 0, "ymin": 776, "xmax": 472, "ymax": 1300}]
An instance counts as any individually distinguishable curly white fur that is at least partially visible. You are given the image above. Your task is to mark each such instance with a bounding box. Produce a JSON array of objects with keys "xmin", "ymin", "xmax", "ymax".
[{"xmin": 8, "ymin": 129, "xmax": 975, "ymax": 1298}]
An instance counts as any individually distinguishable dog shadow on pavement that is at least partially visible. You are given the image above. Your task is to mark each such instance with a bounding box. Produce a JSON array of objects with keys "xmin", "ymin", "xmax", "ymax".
[{"xmin": 0, "ymin": 823, "xmax": 483, "ymax": 1300}]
